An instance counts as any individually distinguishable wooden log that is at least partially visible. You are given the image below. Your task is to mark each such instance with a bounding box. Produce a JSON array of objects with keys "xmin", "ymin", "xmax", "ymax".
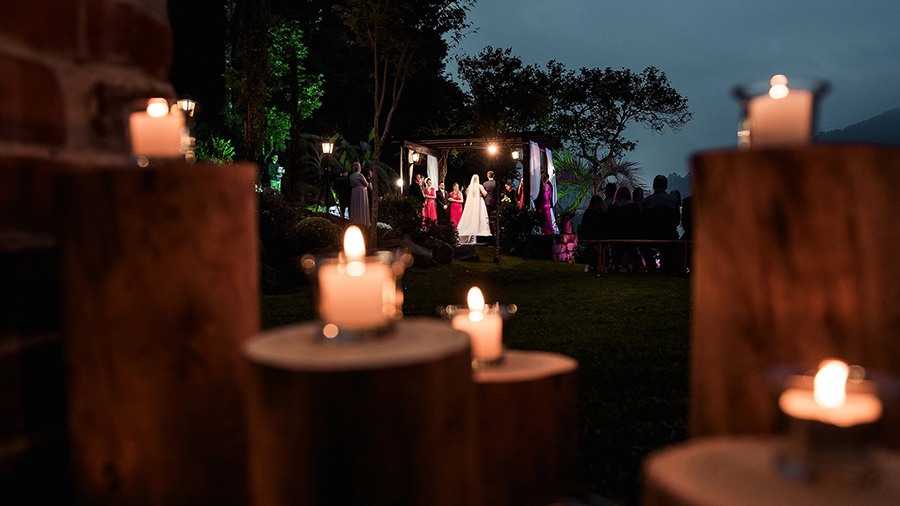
[
  {"xmin": 643, "ymin": 436, "xmax": 900, "ymax": 506},
  {"xmin": 690, "ymin": 145, "xmax": 900, "ymax": 447},
  {"xmin": 58, "ymin": 162, "xmax": 259, "ymax": 506},
  {"xmin": 473, "ymin": 350, "xmax": 579, "ymax": 506},
  {"xmin": 242, "ymin": 317, "xmax": 480, "ymax": 506}
]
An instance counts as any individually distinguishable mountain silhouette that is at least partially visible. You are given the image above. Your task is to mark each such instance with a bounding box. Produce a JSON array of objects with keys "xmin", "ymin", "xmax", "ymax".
[{"xmin": 816, "ymin": 107, "xmax": 900, "ymax": 146}]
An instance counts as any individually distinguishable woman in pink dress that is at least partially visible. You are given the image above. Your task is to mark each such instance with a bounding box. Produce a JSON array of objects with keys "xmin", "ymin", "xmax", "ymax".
[
  {"xmin": 422, "ymin": 177, "xmax": 438, "ymax": 223},
  {"xmin": 448, "ymin": 182, "xmax": 464, "ymax": 226}
]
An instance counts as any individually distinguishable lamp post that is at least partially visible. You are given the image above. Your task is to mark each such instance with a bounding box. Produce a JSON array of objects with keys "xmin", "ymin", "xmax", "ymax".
[{"xmin": 317, "ymin": 138, "xmax": 336, "ymax": 214}]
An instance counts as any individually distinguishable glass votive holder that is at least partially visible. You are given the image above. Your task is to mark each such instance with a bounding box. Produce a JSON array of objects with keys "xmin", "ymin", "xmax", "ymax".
[
  {"xmin": 126, "ymin": 97, "xmax": 190, "ymax": 167},
  {"xmin": 440, "ymin": 286, "xmax": 516, "ymax": 370},
  {"xmin": 301, "ymin": 243, "xmax": 410, "ymax": 342},
  {"xmin": 732, "ymin": 75, "xmax": 830, "ymax": 149},
  {"xmin": 774, "ymin": 360, "xmax": 884, "ymax": 487}
]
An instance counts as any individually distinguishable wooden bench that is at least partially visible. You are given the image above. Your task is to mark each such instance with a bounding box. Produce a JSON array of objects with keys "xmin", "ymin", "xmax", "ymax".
[{"xmin": 581, "ymin": 239, "xmax": 692, "ymax": 273}]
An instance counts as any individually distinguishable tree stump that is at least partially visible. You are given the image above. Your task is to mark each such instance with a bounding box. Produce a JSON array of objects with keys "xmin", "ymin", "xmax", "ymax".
[
  {"xmin": 242, "ymin": 317, "xmax": 480, "ymax": 506},
  {"xmin": 473, "ymin": 350, "xmax": 579, "ymax": 505},
  {"xmin": 58, "ymin": 162, "xmax": 259, "ymax": 506},
  {"xmin": 690, "ymin": 145, "xmax": 900, "ymax": 448}
]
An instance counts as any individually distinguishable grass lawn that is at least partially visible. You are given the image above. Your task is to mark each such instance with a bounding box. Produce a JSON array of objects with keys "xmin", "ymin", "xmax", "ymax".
[{"xmin": 261, "ymin": 246, "xmax": 691, "ymax": 505}]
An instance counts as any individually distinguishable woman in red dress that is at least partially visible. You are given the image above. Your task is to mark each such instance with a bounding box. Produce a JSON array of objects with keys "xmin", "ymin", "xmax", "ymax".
[
  {"xmin": 448, "ymin": 182, "xmax": 464, "ymax": 226},
  {"xmin": 423, "ymin": 177, "xmax": 438, "ymax": 223}
]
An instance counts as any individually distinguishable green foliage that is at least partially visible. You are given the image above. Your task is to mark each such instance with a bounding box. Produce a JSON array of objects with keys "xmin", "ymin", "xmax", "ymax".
[
  {"xmin": 292, "ymin": 216, "xmax": 342, "ymax": 255},
  {"xmin": 194, "ymin": 135, "xmax": 236, "ymax": 163},
  {"xmin": 268, "ymin": 19, "xmax": 324, "ymax": 121},
  {"xmin": 498, "ymin": 201, "xmax": 542, "ymax": 254},
  {"xmin": 379, "ymin": 193, "xmax": 422, "ymax": 237},
  {"xmin": 456, "ymin": 46, "xmax": 552, "ymax": 134}
]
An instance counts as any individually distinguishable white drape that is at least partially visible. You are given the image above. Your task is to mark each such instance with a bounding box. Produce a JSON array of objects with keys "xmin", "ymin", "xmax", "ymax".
[
  {"xmin": 546, "ymin": 148, "xmax": 559, "ymax": 234},
  {"xmin": 427, "ymin": 155, "xmax": 439, "ymax": 186},
  {"xmin": 529, "ymin": 141, "xmax": 541, "ymax": 202},
  {"xmin": 546, "ymin": 148, "xmax": 557, "ymax": 206}
]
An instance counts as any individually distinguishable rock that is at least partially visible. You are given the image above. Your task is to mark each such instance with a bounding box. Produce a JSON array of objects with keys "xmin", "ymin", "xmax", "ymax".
[
  {"xmin": 454, "ymin": 244, "xmax": 480, "ymax": 262},
  {"xmin": 430, "ymin": 239, "xmax": 454, "ymax": 265}
]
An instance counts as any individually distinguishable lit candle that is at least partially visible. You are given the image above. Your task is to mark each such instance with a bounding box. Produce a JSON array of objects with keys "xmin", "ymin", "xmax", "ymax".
[
  {"xmin": 451, "ymin": 286, "xmax": 503, "ymax": 363},
  {"xmin": 129, "ymin": 98, "xmax": 187, "ymax": 158},
  {"xmin": 779, "ymin": 359, "xmax": 883, "ymax": 427},
  {"xmin": 746, "ymin": 74, "xmax": 814, "ymax": 147},
  {"xmin": 317, "ymin": 226, "xmax": 396, "ymax": 330}
]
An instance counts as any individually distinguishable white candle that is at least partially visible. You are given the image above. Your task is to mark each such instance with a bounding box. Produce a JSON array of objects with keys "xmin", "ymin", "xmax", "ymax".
[
  {"xmin": 129, "ymin": 98, "xmax": 186, "ymax": 158},
  {"xmin": 779, "ymin": 359, "xmax": 883, "ymax": 427},
  {"xmin": 317, "ymin": 226, "xmax": 395, "ymax": 330},
  {"xmin": 451, "ymin": 286, "xmax": 503, "ymax": 362},
  {"xmin": 746, "ymin": 75, "xmax": 813, "ymax": 147}
]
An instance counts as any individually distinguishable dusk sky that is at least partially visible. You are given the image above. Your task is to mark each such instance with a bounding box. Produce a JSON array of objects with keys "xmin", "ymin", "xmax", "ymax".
[{"xmin": 448, "ymin": 0, "xmax": 900, "ymax": 184}]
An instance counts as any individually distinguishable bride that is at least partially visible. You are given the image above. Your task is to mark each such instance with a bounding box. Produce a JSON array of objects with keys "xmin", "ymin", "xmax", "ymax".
[{"xmin": 456, "ymin": 173, "xmax": 492, "ymax": 244}]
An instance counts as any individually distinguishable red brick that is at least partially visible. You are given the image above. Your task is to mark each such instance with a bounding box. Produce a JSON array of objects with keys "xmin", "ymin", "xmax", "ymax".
[
  {"xmin": 0, "ymin": 55, "xmax": 65, "ymax": 147},
  {"xmin": 0, "ymin": 1, "xmax": 79, "ymax": 56},
  {"xmin": 86, "ymin": 1, "xmax": 174, "ymax": 79}
]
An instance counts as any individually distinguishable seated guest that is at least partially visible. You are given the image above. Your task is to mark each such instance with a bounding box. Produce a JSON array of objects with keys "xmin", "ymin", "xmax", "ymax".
[
  {"xmin": 640, "ymin": 174, "xmax": 681, "ymax": 273},
  {"xmin": 606, "ymin": 186, "xmax": 642, "ymax": 271},
  {"xmin": 579, "ymin": 194, "xmax": 608, "ymax": 271}
]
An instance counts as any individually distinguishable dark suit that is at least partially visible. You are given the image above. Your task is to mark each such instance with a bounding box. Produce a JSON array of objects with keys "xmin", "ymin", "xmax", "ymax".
[
  {"xmin": 333, "ymin": 173, "xmax": 351, "ymax": 218},
  {"xmin": 408, "ymin": 179, "xmax": 426, "ymax": 209},
  {"xmin": 435, "ymin": 187, "xmax": 450, "ymax": 225},
  {"xmin": 482, "ymin": 178, "xmax": 499, "ymax": 233}
]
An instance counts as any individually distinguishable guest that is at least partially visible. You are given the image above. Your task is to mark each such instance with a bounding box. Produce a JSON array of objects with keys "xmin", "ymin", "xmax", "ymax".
[
  {"xmin": 448, "ymin": 182, "xmax": 464, "ymax": 227},
  {"xmin": 602, "ymin": 181, "xmax": 617, "ymax": 208},
  {"xmin": 435, "ymin": 180, "xmax": 450, "ymax": 225},
  {"xmin": 579, "ymin": 194, "xmax": 609, "ymax": 272},
  {"xmin": 332, "ymin": 168, "xmax": 352, "ymax": 219},
  {"xmin": 422, "ymin": 177, "xmax": 438, "ymax": 224},
  {"xmin": 607, "ymin": 186, "xmax": 642, "ymax": 271},
  {"xmin": 501, "ymin": 181, "xmax": 516, "ymax": 203},
  {"xmin": 537, "ymin": 172, "xmax": 557, "ymax": 235},
  {"xmin": 457, "ymin": 174, "xmax": 491, "ymax": 243},
  {"xmin": 640, "ymin": 174, "xmax": 681, "ymax": 272},
  {"xmin": 348, "ymin": 161, "xmax": 370, "ymax": 226},
  {"xmin": 632, "ymin": 186, "xmax": 645, "ymax": 210}
]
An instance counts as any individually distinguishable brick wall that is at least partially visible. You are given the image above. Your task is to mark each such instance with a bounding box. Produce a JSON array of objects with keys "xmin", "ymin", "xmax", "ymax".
[{"xmin": 0, "ymin": 2, "xmax": 174, "ymax": 503}]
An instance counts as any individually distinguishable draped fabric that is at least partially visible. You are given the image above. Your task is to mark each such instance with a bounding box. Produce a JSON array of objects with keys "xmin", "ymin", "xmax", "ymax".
[
  {"xmin": 546, "ymin": 148, "xmax": 559, "ymax": 234},
  {"xmin": 529, "ymin": 141, "xmax": 541, "ymax": 202},
  {"xmin": 427, "ymin": 155, "xmax": 439, "ymax": 186},
  {"xmin": 546, "ymin": 148, "xmax": 558, "ymax": 206}
]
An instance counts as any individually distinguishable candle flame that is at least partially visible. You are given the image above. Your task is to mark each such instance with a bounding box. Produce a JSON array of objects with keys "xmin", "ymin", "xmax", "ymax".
[
  {"xmin": 814, "ymin": 359, "xmax": 849, "ymax": 408},
  {"xmin": 467, "ymin": 286, "xmax": 485, "ymax": 322},
  {"xmin": 343, "ymin": 226, "xmax": 366, "ymax": 261},
  {"xmin": 768, "ymin": 74, "xmax": 790, "ymax": 99},
  {"xmin": 146, "ymin": 98, "xmax": 170, "ymax": 118}
]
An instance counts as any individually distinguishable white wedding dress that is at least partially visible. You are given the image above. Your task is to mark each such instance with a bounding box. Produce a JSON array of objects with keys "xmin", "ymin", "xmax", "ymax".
[{"xmin": 456, "ymin": 175, "xmax": 492, "ymax": 244}]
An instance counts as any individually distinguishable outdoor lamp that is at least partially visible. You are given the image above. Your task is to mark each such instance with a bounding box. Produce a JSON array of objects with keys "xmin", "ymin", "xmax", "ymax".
[
  {"xmin": 411, "ymin": 151, "xmax": 420, "ymax": 163},
  {"xmin": 512, "ymin": 148, "xmax": 522, "ymax": 160},
  {"xmin": 322, "ymin": 140, "xmax": 334, "ymax": 155},
  {"xmin": 396, "ymin": 178, "xmax": 404, "ymax": 188},
  {"xmin": 176, "ymin": 97, "xmax": 197, "ymax": 117},
  {"xmin": 487, "ymin": 143, "xmax": 498, "ymax": 156}
]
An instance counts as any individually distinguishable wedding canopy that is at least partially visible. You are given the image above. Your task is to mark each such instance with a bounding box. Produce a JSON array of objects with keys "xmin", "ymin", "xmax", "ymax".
[{"xmin": 401, "ymin": 132, "xmax": 562, "ymax": 208}]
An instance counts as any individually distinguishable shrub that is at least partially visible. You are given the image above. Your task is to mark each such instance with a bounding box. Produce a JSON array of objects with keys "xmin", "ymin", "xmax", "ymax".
[
  {"xmin": 499, "ymin": 201, "xmax": 542, "ymax": 254},
  {"xmin": 379, "ymin": 193, "xmax": 422, "ymax": 237},
  {"xmin": 292, "ymin": 216, "xmax": 342, "ymax": 256}
]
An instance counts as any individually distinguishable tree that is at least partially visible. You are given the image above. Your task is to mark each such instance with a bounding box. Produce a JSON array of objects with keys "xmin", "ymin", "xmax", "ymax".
[
  {"xmin": 549, "ymin": 65, "xmax": 692, "ymax": 198},
  {"xmin": 227, "ymin": 0, "xmax": 271, "ymax": 182},
  {"xmin": 338, "ymin": 0, "xmax": 473, "ymax": 238},
  {"xmin": 456, "ymin": 46, "xmax": 554, "ymax": 261}
]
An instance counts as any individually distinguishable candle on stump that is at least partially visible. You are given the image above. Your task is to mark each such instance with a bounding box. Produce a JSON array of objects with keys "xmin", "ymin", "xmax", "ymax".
[
  {"xmin": 777, "ymin": 358, "xmax": 883, "ymax": 484},
  {"xmin": 451, "ymin": 286, "xmax": 503, "ymax": 368},
  {"xmin": 316, "ymin": 226, "xmax": 397, "ymax": 334},
  {"xmin": 129, "ymin": 98, "xmax": 187, "ymax": 161}
]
